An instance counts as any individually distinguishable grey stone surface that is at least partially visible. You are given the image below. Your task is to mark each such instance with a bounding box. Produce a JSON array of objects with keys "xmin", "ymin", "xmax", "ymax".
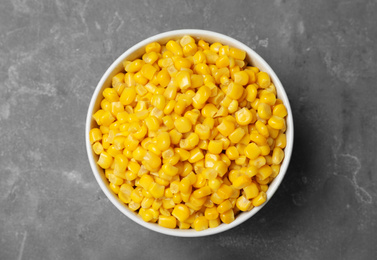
[{"xmin": 1, "ymin": 0, "xmax": 376, "ymax": 259}]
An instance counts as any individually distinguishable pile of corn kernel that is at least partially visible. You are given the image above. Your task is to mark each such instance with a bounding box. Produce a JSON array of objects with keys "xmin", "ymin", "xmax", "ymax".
[{"xmin": 89, "ymin": 35, "xmax": 287, "ymax": 231}]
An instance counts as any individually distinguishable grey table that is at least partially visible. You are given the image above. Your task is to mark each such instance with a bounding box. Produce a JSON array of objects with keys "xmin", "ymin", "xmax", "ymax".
[{"xmin": 1, "ymin": 0, "xmax": 376, "ymax": 259}]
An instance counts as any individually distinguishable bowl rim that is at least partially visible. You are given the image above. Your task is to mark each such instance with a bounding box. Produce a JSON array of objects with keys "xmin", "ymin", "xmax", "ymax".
[{"xmin": 86, "ymin": 29, "xmax": 294, "ymax": 237}]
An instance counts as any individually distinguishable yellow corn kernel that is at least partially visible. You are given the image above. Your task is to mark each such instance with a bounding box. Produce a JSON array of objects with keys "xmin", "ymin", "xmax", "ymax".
[
  {"xmin": 124, "ymin": 72, "xmax": 136, "ymax": 87},
  {"xmin": 220, "ymin": 209, "xmax": 235, "ymax": 224},
  {"xmin": 226, "ymin": 82, "xmax": 244, "ymax": 100},
  {"xmin": 245, "ymin": 85, "xmax": 257, "ymax": 103},
  {"xmin": 192, "ymin": 50, "xmax": 206, "ymax": 64},
  {"xmin": 134, "ymin": 71, "xmax": 148, "ymax": 85},
  {"xmin": 208, "ymin": 177, "xmax": 223, "ymax": 192},
  {"xmin": 259, "ymin": 144, "xmax": 270, "ymax": 156},
  {"xmin": 112, "ymin": 135, "xmax": 125, "ymax": 150},
  {"xmin": 249, "ymin": 155, "xmax": 266, "ymax": 169},
  {"xmin": 97, "ymin": 152, "xmax": 113, "ymax": 169},
  {"xmin": 103, "ymin": 88, "xmax": 119, "ymax": 103},
  {"xmin": 257, "ymin": 165, "xmax": 273, "ymax": 180},
  {"xmin": 174, "ymin": 100, "xmax": 187, "ymax": 115},
  {"xmin": 216, "ymin": 199, "xmax": 232, "ymax": 214},
  {"xmin": 92, "ymin": 142, "xmax": 103, "ymax": 155},
  {"xmin": 176, "ymin": 70, "xmax": 192, "ymax": 90},
  {"xmin": 174, "ymin": 117, "xmax": 192, "ymax": 133},
  {"xmin": 110, "ymin": 101, "xmax": 124, "ymax": 117},
  {"xmin": 257, "ymin": 102, "xmax": 272, "ymax": 120},
  {"xmin": 259, "ymin": 90, "xmax": 276, "ymax": 106},
  {"xmin": 138, "ymin": 175, "xmax": 153, "ymax": 191},
  {"xmin": 225, "ymin": 100, "xmax": 237, "ymax": 114},
  {"xmin": 272, "ymin": 147, "xmax": 285, "ymax": 165},
  {"xmin": 113, "ymin": 154, "xmax": 129, "ymax": 175},
  {"xmin": 110, "ymin": 182, "xmax": 121, "ymax": 195},
  {"xmin": 147, "ymin": 143, "xmax": 162, "ymax": 157},
  {"xmin": 203, "ymin": 50, "xmax": 218, "ymax": 65},
  {"xmin": 143, "ymin": 51, "xmax": 159, "ymax": 64},
  {"xmin": 133, "ymin": 124, "xmax": 148, "ymax": 140},
  {"xmin": 203, "ymin": 206, "xmax": 218, "ymax": 221},
  {"xmin": 235, "ymin": 108, "xmax": 253, "ymax": 126},
  {"xmin": 112, "ymin": 72, "xmax": 125, "ymax": 87},
  {"xmin": 192, "ymin": 216, "xmax": 208, "ymax": 231},
  {"xmin": 143, "ymin": 151, "xmax": 161, "ymax": 171},
  {"xmin": 145, "ymin": 42, "xmax": 161, "ymax": 53},
  {"xmin": 149, "ymin": 182, "xmax": 165, "ymax": 199},
  {"xmin": 225, "ymin": 146, "xmax": 239, "ymax": 161},
  {"xmin": 156, "ymin": 132, "xmax": 171, "ymax": 151},
  {"xmin": 145, "ymin": 116, "xmax": 160, "ymax": 132},
  {"xmin": 118, "ymin": 183, "xmax": 133, "ymax": 204},
  {"xmin": 125, "ymin": 59, "xmax": 144, "ymax": 73},
  {"xmin": 273, "ymin": 104, "xmax": 288, "ymax": 118},
  {"xmin": 151, "ymin": 94, "xmax": 166, "ymax": 111},
  {"xmin": 158, "ymin": 215, "xmax": 177, "ymax": 229},
  {"xmin": 255, "ymin": 121, "xmax": 269, "ymax": 138},
  {"xmin": 257, "ymin": 72, "xmax": 271, "ymax": 88},
  {"xmin": 208, "ymin": 140, "xmax": 223, "ymax": 155},
  {"xmin": 206, "ymin": 217, "xmax": 219, "ymax": 229},
  {"xmin": 156, "ymin": 68, "xmax": 170, "ymax": 88},
  {"xmin": 216, "ymin": 55, "xmax": 230, "ymax": 68},
  {"xmin": 194, "ymin": 63, "xmax": 210, "ymax": 75},
  {"xmin": 171, "ymin": 204, "xmax": 190, "ymax": 222},
  {"xmin": 244, "ymin": 69, "xmax": 256, "ymax": 84},
  {"xmin": 168, "ymin": 129, "xmax": 182, "ymax": 145},
  {"xmin": 244, "ymin": 143, "xmax": 261, "ymax": 160},
  {"xmin": 268, "ymin": 115, "xmax": 285, "ymax": 130},
  {"xmin": 188, "ymin": 147, "xmax": 204, "ymax": 163},
  {"xmin": 166, "ymin": 40, "xmax": 183, "ymax": 56},
  {"xmin": 229, "ymin": 47, "xmax": 246, "ymax": 60},
  {"xmin": 216, "ymin": 120, "xmax": 235, "ymax": 137},
  {"xmin": 243, "ymin": 182, "xmax": 259, "ymax": 199},
  {"xmin": 183, "ymin": 41, "xmax": 198, "ymax": 56},
  {"xmin": 191, "ymin": 186, "xmax": 211, "ymax": 199},
  {"xmin": 209, "ymin": 161, "xmax": 226, "ymax": 178},
  {"xmin": 217, "ymin": 184, "xmax": 233, "ymax": 200},
  {"xmin": 250, "ymin": 132, "xmax": 267, "ymax": 146},
  {"xmin": 193, "ymin": 86, "xmax": 211, "ymax": 106},
  {"xmin": 233, "ymin": 71, "xmax": 249, "ymax": 86},
  {"xmin": 236, "ymin": 195, "xmax": 253, "ymax": 211},
  {"xmin": 252, "ymin": 191, "xmax": 267, "ymax": 207},
  {"xmin": 162, "ymin": 163, "xmax": 179, "ymax": 177},
  {"xmin": 119, "ymin": 87, "xmax": 136, "ymax": 106},
  {"xmin": 232, "ymin": 175, "xmax": 252, "ymax": 189},
  {"xmin": 108, "ymin": 172, "xmax": 123, "ymax": 185},
  {"xmin": 173, "ymin": 56, "xmax": 192, "ymax": 70},
  {"xmin": 98, "ymin": 110, "xmax": 115, "ymax": 127},
  {"xmin": 89, "ymin": 128, "xmax": 102, "ymax": 144},
  {"xmin": 200, "ymin": 104, "xmax": 217, "ymax": 119},
  {"xmin": 193, "ymin": 124, "xmax": 210, "ymax": 140},
  {"xmin": 275, "ymin": 132, "xmax": 286, "ymax": 149},
  {"xmin": 178, "ymin": 178, "xmax": 191, "ymax": 194},
  {"xmin": 228, "ymin": 128, "xmax": 246, "ymax": 144},
  {"xmin": 202, "ymin": 117, "xmax": 215, "ymax": 129}
]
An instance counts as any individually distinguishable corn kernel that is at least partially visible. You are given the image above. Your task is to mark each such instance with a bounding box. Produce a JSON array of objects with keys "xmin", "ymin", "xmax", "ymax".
[
  {"xmin": 252, "ymin": 191, "xmax": 267, "ymax": 207},
  {"xmin": 236, "ymin": 195, "xmax": 253, "ymax": 211},
  {"xmin": 268, "ymin": 115, "xmax": 285, "ymax": 130},
  {"xmin": 158, "ymin": 215, "xmax": 177, "ymax": 229},
  {"xmin": 220, "ymin": 209, "xmax": 235, "ymax": 224},
  {"xmin": 166, "ymin": 40, "xmax": 183, "ymax": 56},
  {"xmin": 216, "ymin": 120, "xmax": 235, "ymax": 137},
  {"xmin": 257, "ymin": 72, "xmax": 271, "ymax": 88},
  {"xmin": 229, "ymin": 47, "xmax": 246, "ymax": 60},
  {"xmin": 174, "ymin": 117, "xmax": 192, "ymax": 133}
]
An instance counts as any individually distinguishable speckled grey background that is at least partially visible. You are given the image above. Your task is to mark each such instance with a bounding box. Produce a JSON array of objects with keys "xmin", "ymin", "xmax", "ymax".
[{"xmin": 1, "ymin": 0, "xmax": 376, "ymax": 259}]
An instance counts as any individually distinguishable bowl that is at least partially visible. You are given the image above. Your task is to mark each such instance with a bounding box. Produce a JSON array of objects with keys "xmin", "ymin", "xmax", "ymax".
[{"xmin": 86, "ymin": 29, "xmax": 294, "ymax": 237}]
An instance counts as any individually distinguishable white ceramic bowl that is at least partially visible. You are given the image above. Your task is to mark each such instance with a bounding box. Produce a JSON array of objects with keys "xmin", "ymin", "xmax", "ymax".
[{"xmin": 86, "ymin": 29, "xmax": 294, "ymax": 237}]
